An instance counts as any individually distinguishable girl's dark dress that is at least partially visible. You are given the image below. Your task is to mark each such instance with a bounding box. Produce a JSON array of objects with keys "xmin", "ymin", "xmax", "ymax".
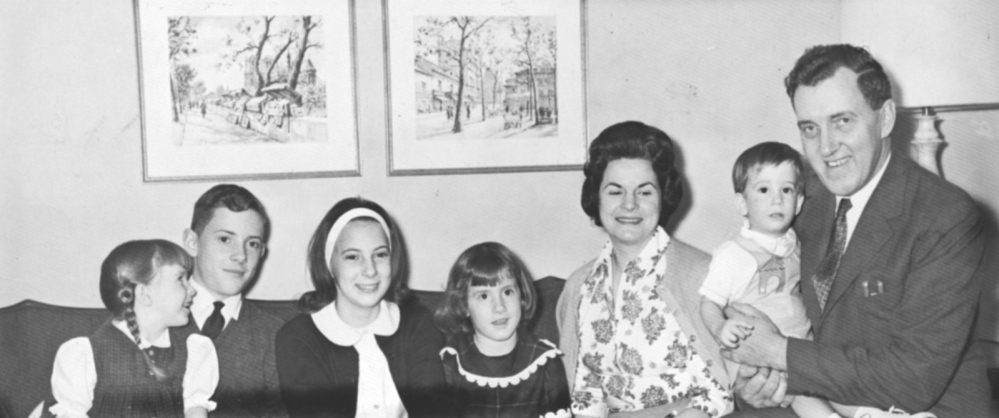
[
  {"xmin": 440, "ymin": 330, "xmax": 571, "ymax": 418},
  {"xmin": 276, "ymin": 301, "xmax": 453, "ymax": 418}
]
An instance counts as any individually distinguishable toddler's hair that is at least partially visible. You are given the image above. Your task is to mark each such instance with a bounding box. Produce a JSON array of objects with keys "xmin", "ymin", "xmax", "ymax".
[
  {"xmin": 435, "ymin": 242, "xmax": 536, "ymax": 336},
  {"xmin": 99, "ymin": 239, "xmax": 194, "ymax": 382},
  {"xmin": 732, "ymin": 142, "xmax": 805, "ymax": 194}
]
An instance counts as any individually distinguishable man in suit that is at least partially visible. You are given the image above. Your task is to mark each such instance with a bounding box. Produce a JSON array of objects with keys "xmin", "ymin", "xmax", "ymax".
[
  {"xmin": 182, "ymin": 184, "xmax": 287, "ymax": 417},
  {"xmin": 726, "ymin": 44, "xmax": 989, "ymax": 417}
]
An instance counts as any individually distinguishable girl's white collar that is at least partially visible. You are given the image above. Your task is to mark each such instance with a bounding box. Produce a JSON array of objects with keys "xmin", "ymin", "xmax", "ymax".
[
  {"xmin": 312, "ymin": 300, "xmax": 400, "ymax": 346},
  {"xmin": 439, "ymin": 338, "xmax": 561, "ymax": 388}
]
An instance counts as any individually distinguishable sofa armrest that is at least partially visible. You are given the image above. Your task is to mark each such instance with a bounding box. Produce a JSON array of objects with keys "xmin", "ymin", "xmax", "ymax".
[{"xmin": 0, "ymin": 300, "xmax": 111, "ymax": 418}]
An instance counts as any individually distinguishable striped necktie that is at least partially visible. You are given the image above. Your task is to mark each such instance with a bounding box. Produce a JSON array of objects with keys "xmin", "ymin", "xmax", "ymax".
[{"xmin": 813, "ymin": 198, "xmax": 852, "ymax": 310}]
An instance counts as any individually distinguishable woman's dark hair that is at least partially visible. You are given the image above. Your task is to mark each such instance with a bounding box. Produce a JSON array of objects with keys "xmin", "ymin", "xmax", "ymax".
[
  {"xmin": 99, "ymin": 239, "xmax": 194, "ymax": 382},
  {"xmin": 581, "ymin": 121, "xmax": 683, "ymax": 228},
  {"xmin": 299, "ymin": 197, "xmax": 409, "ymax": 313},
  {"xmin": 434, "ymin": 242, "xmax": 536, "ymax": 337}
]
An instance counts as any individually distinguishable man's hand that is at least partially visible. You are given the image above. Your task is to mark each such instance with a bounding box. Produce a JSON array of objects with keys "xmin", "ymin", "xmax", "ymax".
[
  {"xmin": 732, "ymin": 365, "xmax": 791, "ymax": 409},
  {"xmin": 723, "ymin": 303, "xmax": 788, "ymax": 370}
]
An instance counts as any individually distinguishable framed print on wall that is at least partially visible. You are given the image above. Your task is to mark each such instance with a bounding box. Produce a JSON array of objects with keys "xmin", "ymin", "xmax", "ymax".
[
  {"xmin": 383, "ymin": 0, "xmax": 588, "ymax": 176},
  {"xmin": 135, "ymin": 0, "xmax": 359, "ymax": 182}
]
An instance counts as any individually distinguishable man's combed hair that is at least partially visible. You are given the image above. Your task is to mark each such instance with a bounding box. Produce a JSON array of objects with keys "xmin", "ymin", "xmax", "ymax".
[
  {"xmin": 732, "ymin": 142, "xmax": 805, "ymax": 194},
  {"xmin": 784, "ymin": 44, "xmax": 892, "ymax": 111}
]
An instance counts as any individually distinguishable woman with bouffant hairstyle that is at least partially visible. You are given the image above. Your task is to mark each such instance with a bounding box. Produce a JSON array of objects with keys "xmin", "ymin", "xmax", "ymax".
[{"xmin": 558, "ymin": 121, "xmax": 732, "ymax": 417}]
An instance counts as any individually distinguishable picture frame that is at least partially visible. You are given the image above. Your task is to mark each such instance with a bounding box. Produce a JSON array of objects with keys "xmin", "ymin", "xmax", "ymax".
[
  {"xmin": 135, "ymin": 0, "xmax": 359, "ymax": 182},
  {"xmin": 383, "ymin": 0, "xmax": 588, "ymax": 176}
]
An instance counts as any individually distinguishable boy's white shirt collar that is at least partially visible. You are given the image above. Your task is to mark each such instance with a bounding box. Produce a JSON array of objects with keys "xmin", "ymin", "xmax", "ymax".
[
  {"xmin": 836, "ymin": 152, "xmax": 891, "ymax": 246},
  {"xmin": 111, "ymin": 319, "xmax": 170, "ymax": 348},
  {"xmin": 190, "ymin": 279, "xmax": 242, "ymax": 329},
  {"xmin": 312, "ymin": 300, "xmax": 400, "ymax": 346},
  {"xmin": 739, "ymin": 221, "xmax": 797, "ymax": 258}
]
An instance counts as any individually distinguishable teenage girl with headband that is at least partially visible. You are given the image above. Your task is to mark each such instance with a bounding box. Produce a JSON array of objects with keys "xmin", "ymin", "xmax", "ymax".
[{"xmin": 275, "ymin": 197, "xmax": 454, "ymax": 417}]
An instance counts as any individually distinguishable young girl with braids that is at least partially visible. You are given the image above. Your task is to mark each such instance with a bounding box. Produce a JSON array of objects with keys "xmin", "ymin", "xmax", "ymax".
[{"xmin": 47, "ymin": 239, "xmax": 219, "ymax": 418}]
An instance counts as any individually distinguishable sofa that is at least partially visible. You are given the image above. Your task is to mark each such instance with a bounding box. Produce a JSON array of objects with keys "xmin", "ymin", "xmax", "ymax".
[{"xmin": 0, "ymin": 277, "xmax": 566, "ymax": 418}]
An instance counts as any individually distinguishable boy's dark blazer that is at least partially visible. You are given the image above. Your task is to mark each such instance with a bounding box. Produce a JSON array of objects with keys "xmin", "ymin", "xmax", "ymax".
[
  {"xmin": 184, "ymin": 301, "xmax": 288, "ymax": 418},
  {"xmin": 788, "ymin": 155, "xmax": 989, "ymax": 416}
]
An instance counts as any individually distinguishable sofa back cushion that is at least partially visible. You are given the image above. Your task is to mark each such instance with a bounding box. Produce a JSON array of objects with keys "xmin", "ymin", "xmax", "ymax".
[
  {"xmin": 249, "ymin": 276, "xmax": 565, "ymax": 343},
  {"xmin": 0, "ymin": 277, "xmax": 565, "ymax": 418}
]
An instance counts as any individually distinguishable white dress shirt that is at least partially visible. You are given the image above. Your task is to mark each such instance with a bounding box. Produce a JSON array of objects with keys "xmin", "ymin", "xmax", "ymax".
[
  {"xmin": 189, "ymin": 279, "xmax": 242, "ymax": 330},
  {"xmin": 837, "ymin": 153, "xmax": 891, "ymax": 248}
]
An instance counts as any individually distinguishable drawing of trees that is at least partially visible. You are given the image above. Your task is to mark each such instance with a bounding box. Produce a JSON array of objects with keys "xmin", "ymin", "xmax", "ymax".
[
  {"xmin": 467, "ymin": 26, "xmax": 502, "ymax": 121},
  {"xmin": 417, "ymin": 16, "xmax": 492, "ymax": 133},
  {"xmin": 413, "ymin": 15, "xmax": 557, "ymax": 140},
  {"xmin": 512, "ymin": 17, "xmax": 541, "ymax": 122},
  {"xmin": 167, "ymin": 15, "xmax": 330, "ymax": 145},
  {"xmin": 173, "ymin": 63, "xmax": 198, "ymax": 109},
  {"xmin": 169, "ymin": 17, "xmax": 198, "ymax": 122},
  {"xmin": 288, "ymin": 16, "xmax": 320, "ymax": 91}
]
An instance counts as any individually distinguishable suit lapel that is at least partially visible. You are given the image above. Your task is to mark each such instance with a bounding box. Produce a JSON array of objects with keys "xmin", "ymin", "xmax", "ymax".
[{"xmin": 820, "ymin": 157, "xmax": 908, "ymax": 320}]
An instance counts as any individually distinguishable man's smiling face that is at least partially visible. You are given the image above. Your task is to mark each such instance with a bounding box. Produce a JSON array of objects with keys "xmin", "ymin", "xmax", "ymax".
[{"xmin": 793, "ymin": 67, "xmax": 895, "ymax": 196}]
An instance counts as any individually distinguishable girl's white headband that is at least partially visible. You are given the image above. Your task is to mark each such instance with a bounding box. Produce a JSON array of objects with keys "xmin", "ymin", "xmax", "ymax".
[{"xmin": 323, "ymin": 208, "xmax": 391, "ymax": 271}]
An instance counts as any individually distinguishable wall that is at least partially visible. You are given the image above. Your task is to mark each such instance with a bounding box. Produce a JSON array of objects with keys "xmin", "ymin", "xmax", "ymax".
[
  {"xmin": 893, "ymin": 110, "xmax": 999, "ymax": 339},
  {"xmin": 17, "ymin": 0, "xmax": 986, "ymax": 311}
]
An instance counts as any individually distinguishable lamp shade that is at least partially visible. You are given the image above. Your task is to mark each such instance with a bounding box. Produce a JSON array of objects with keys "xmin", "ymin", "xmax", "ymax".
[{"xmin": 841, "ymin": 0, "xmax": 999, "ymax": 108}]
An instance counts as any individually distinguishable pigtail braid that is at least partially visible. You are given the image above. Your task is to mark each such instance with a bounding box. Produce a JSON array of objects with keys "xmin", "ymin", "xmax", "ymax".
[{"xmin": 119, "ymin": 286, "xmax": 172, "ymax": 382}]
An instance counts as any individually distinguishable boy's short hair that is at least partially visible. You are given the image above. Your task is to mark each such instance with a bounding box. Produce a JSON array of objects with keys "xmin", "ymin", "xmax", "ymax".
[
  {"xmin": 190, "ymin": 184, "xmax": 270, "ymax": 238},
  {"xmin": 732, "ymin": 142, "xmax": 805, "ymax": 194}
]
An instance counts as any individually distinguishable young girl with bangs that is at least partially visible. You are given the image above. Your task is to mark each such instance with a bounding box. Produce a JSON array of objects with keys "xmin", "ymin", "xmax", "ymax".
[
  {"xmin": 46, "ymin": 239, "xmax": 219, "ymax": 418},
  {"xmin": 436, "ymin": 242, "xmax": 571, "ymax": 418}
]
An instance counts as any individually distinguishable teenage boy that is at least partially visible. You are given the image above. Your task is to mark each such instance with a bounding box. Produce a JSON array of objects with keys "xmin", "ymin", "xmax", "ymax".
[{"xmin": 183, "ymin": 184, "xmax": 287, "ymax": 418}]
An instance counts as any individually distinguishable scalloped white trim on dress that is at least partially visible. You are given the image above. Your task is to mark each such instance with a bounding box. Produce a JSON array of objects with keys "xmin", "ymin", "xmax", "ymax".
[
  {"xmin": 439, "ymin": 338, "xmax": 562, "ymax": 388},
  {"xmin": 541, "ymin": 408, "xmax": 572, "ymax": 418}
]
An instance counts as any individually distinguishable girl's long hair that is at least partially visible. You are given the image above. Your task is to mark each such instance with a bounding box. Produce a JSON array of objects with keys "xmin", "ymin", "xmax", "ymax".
[{"xmin": 99, "ymin": 239, "xmax": 193, "ymax": 382}]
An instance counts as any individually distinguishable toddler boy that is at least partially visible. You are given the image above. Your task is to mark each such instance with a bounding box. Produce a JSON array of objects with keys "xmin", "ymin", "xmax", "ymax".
[{"xmin": 699, "ymin": 142, "xmax": 837, "ymax": 418}]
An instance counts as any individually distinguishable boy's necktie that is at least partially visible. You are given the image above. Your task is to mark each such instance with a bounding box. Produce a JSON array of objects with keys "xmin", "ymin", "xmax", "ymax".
[
  {"xmin": 202, "ymin": 301, "xmax": 225, "ymax": 340},
  {"xmin": 813, "ymin": 198, "xmax": 852, "ymax": 310}
]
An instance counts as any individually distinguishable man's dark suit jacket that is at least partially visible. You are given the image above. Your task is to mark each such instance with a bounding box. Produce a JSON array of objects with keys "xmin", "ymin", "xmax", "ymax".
[{"xmin": 788, "ymin": 155, "xmax": 990, "ymax": 416}]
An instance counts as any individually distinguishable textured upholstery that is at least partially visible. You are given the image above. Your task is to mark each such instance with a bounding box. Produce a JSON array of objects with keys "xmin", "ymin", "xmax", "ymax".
[{"xmin": 0, "ymin": 277, "xmax": 565, "ymax": 418}]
